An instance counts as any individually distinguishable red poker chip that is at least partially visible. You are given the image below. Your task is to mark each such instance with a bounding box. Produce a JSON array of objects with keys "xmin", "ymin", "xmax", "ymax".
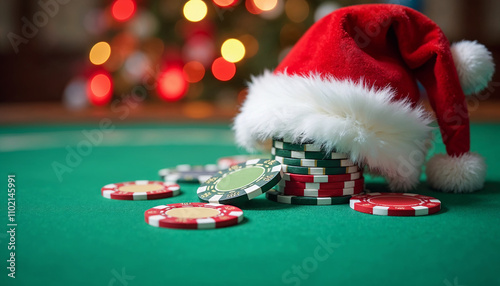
[
  {"xmin": 101, "ymin": 180, "xmax": 180, "ymax": 200},
  {"xmin": 350, "ymin": 193, "xmax": 441, "ymax": 216},
  {"xmin": 283, "ymin": 172, "xmax": 363, "ymax": 183},
  {"xmin": 144, "ymin": 203, "xmax": 244, "ymax": 229},
  {"xmin": 278, "ymin": 184, "xmax": 364, "ymax": 197},
  {"xmin": 282, "ymin": 178, "xmax": 364, "ymax": 190}
]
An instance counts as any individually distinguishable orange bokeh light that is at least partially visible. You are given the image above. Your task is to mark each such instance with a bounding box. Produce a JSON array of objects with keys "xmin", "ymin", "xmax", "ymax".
[
  {"xmin": 157, "ymin": 68, "xmax": 188, "ymax": 102},
  {"xmin": 111, "ymin": 0, "xmax": 136, "ymax": 22},
  {"xmin": 211, "ymin": 57, "xmax": 236, "ymax": 81},
  {"xmin": 245, "ymin": 0, "xmax": 262, "ymax": 14},
  {"xmin": 183, "ymin": 61, "xmax": 205, "ymax": 83},
  {"xmin": 182, "ymin": 101, "xmax": 215, "ymax": 119},
  {"xmin": 87, "ymin": 72, "xmax": 113, "ymax": 106},
  {"xmin": 213, "ymin": 0, "xmax": 238, "ymax": 8}
]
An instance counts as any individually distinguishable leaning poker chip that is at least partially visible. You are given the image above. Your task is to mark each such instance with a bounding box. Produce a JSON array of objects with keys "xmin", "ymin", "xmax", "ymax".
[
  {"xmin": 281, "ymin": 163, "xmax": 360, "ymax": 175},
  {"xmin": 278, "ymin": 184, "xmax": 364, "ymax": 197},
  {"xmin": 350, "ymin": 193, "xmax": 441, "ymax": 216},
  {"xmin": 273, "ymin": 136, "xmax": 315, "ymax": 144},
  {"xmin": 272, "ymin": 147, "xmax": 348, "ymax": 160},
  {"xmin": 281, "ymin": 177, "xmax": 365, "ymax": 190},
  {"xmin": 159, "ymin": 164, "xmax": 219, "ymax": 184},
  {"xmin": 144, "ymin": 203, "xmax": 244, "ymax": 229},
  {"xmin": 272, "ymin": 140, "xmax": 323, "ymax": 152},
  {"xmin": 197, "ymin": 159, "xmax": 283, "ymax": 204},
  {"xmin": 273, "ymin": 155, "xmax": 355, "ymax": 168},
  {"xmin": 101, "ymin": 181, "xmax": 180, "ymax": 200},
  {"xmin": 217, "ymin": 154, "xmax": 269, "ymax": 170},
  {"xmin": 266, "ymin": 190, "xmax": 351, "ymax": 205},
  {"xmin": 283, "ymin": 172, "xmax": 363, "ymax": 183}
]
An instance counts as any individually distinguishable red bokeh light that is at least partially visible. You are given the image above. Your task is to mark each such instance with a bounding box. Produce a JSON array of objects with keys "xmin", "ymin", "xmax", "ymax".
[
  {"xmin": 111, "ymin": 0, "xmax": 136, "ymax": 22},
  {"xmin": 183, "ymin": 61, "xmax": 205, "ymax": 83},
  {"xmin": 245, "ymin": 0, "xmax": 262, "ymax": 14},
  {"xmin": 211, "ymin": 57, "xmax": 236, "ymax": 81},
  {"xmin": 213, "ymin": 0, "xmax": 238, "ymax": 8},
  {"xmin": 157, "ymin": 68, "xmax": 189, "ymax": 101},
  {"xmin": 87, "ymin": 72, "xmax": 113, "ymax": 106}
]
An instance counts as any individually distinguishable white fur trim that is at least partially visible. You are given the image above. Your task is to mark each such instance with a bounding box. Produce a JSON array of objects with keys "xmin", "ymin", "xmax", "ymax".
[
  {"xmin": 426, "ymin": 153, "xmax": 486, "ymax": 193},
  {"xmin": 451, "ymin": 40, "xmax": 495, "ymax": 96},
  {"xmin": 233, "ymin": 71, "xmax": 434, "ymax": 191}
]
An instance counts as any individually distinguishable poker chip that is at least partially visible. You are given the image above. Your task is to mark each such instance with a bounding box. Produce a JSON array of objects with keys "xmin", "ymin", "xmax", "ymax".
[
  {"xmin": 278, "ymin": 184, "xmax": 364, "ymax": 197},
  {"xmin": 273, "ymin": 136, "xmax": 314, "ymax": 144},
  {"xmin": 197, "ymin": 159, "xmax": 283, "ymax": 204},
  {"xmin": 350, "ymin": 193, "xmax": 441, "ymax": 216},
  {"xmin": 144, "ymin": 203, "xmax": 244, "ymax": 229},
  {"xmin": 272, "ymin": 139, "xmax": 323, "ymax": 152},
  {"xmin": 274, "ymin": 155, "xmax": 355, "ymax": 168},
  {"xmin": 265, "ymin": 190, "xmax": 351, "ymax": 205},
  {"xmin": 281, "ymin": 163, "xmax": 360, "ymax": 175},
  {"xmin": 281, "ymin": 177, "xmax": 364, "ymax": 189},
  {"xmin": 217, "ymin": 154, "xmax": 269, "ymax": 170},
  {"xmin": 283, "ymin": 172, "xmax": 362, "ymax": 183},
  {"xmin": 101, "ymin": 180, "xmax": 180, "ymax": 200},
  {"xmin": 159, "ymin": 164, "xmax": 219, "ymax": 184},
  {"xmin": 272, "ymin": 147, "xmax": 348, "ymax": 160}
]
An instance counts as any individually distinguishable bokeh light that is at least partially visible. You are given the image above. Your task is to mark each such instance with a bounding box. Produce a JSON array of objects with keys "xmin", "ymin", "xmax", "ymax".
[
  {"xmin": 314, "ymin": 2, "xmax": 340, "ymax": 22},
  {"xmin": 128, "ymin": 9, "xmax": 159, "ymax": 39},
  {"xmin": 183, "ymin": 0, "xmax": 208, "ymax": 22},
  {"xmin": 221, "ymin": 38, "xmax": 245, "ymax": 63},
  {"xmin": 253, "ymin": 0, "xmax": 277, "ymax": 11},
  {"xmin": 87, "ymin": 72, "xmax": 113, "ymax": 106},
  {"xmin": 246, "ymin": 0, "xmax": 262, "ymax": 14},
  {"xmin": 182, "ymin": 101, "xmax": 215, "ymax": 119},
  {"xmin": 239, "ymin": 34, "xmax": 259, "ymax": 58},
  {"xmin": 111, "ymin": 0, "xmax": 136, "ymax": 22},
  {"xmin": 183, "ymin": 61, "xmax": 205, "ymax": 83},
  {"xmin": 212, "ymin": 57, "xmax": 236, "ymax": 81},
  {"xmin": 285, "ymin": 0, "xmax": 309, "ymax": 23},
  {"xmin": 213, "ymin": 0, "xmax": 237, "ymax": 8},
  {"xmin": 63, "ymin": 77, "xmax": 88, "ymax": 110},
  {"xmin": 183, "ymin": 35, "xmax": 215, "ymax": 67},
  {"xmin": 89, "ymin": 42, "xmax": 111, "ymax": 65},
  {"xmin": 157, "ymin": 68, "xmax": 189, "ymax": 101},
  {"xmin": 123, "ymin": 52, "xmax": 150, "ymax": 83},
  {"xmin": 260, "ymin": 0, "xmax": 284, "ymax": 19}
]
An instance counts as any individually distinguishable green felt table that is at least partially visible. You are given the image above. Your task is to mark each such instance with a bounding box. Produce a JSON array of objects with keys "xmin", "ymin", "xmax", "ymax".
[{"xmin": 1, "ymin": 123, "xmax": 499, "ymax": 286}]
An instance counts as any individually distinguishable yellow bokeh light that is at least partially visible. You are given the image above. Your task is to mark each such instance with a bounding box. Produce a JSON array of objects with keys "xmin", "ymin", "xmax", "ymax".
[
  {"xmin": 221, "ymin": 38, "xmax": 245, "ymax": 63},
  {"xmin": 89, "ymin": 42, "xmax": 111, "ymax": 65},
  {"xmin": 183, "ymin": 0, "xmax": 207, "ymax": 22},
  {"xmin": 253, "ymin": 0, "xmax": 277, "ymax": 11}
]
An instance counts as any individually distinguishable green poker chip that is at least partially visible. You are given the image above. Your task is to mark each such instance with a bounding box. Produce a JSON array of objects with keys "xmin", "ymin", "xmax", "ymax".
[
  {"xmin": 281, "ymin": 163, "xmax": 360, "ymax": 175},
  {"xmin": 273, "ymin": 155, "xmax": 354, "ymax": 168},
  {"xmin": 266, "ymin": 190, "xmax": 351, "ymax": 205},
  {"xmin": 271, "ymin": 147, "xmax": 348, "ymax": 160},
  {"xmin": 272, "ymin": 139, "xmax": 323, "ymax": 152},
  {"xmin": 197, "ymin": 159, "xmax": 283, "ymax": 204}
]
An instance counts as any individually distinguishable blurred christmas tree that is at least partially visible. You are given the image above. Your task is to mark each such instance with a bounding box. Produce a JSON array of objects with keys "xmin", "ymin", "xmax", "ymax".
[{"xmin": 64, "ymin": 0, "xmax": 419, "ymax": 117}]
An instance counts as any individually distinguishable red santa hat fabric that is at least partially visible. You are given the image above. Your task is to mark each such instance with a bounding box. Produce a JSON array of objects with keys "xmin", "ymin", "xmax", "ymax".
[{"xmin": 233, "ymin": 4, "xmax": 494, "ymax": 193}]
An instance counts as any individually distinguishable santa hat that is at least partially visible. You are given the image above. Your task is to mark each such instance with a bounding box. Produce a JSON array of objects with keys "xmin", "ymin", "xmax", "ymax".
[{"xmin": 233, "ymin": 4, "xmax": 494, "ymax": 193}]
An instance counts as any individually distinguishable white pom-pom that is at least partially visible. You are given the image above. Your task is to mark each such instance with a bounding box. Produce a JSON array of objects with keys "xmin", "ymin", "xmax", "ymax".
[
  {"xmin": 426, "ymin": 153, "xmax": 486, "ymax": 193},
  {"xmin": 451, "ymin": 40, "xmax": 495, "ymax": 96}
]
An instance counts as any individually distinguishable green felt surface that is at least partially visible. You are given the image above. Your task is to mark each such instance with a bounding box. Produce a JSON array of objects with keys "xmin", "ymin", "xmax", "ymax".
[{"xmin": 0, "ymin": 123, "xmax": 499, "ymax": 286}]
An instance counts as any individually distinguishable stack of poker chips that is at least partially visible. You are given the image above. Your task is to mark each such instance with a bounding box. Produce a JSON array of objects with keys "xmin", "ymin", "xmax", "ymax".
[{"xmin": 267, "ymin": 137, "xmax": 364, "ymax": 205}]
